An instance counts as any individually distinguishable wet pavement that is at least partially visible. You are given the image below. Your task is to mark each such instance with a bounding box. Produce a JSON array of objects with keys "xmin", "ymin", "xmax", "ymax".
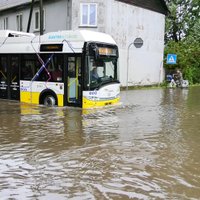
[{"xmin": 0, "ymin": 87, "xmax": 200, "ymax": 199}]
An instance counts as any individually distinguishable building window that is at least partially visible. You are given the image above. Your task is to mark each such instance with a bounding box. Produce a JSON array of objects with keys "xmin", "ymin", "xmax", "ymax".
[
  {"xmin": 80, "ymin": 3, "xmax": 97, "ymax": 27},
  {"xmin": 16, "ymin": 14, "xmax": 23, "ymax": 31},
  {"xmin": 3, "ymin": 17, "xmax": 9, "ymax": 29},
  {"xmin": 34, "ymin": 9, "xmax": 45, "ymax": 31}
]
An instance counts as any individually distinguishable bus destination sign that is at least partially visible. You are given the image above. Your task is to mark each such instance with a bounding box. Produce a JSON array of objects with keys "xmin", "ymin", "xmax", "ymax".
[
  {"xmin": 98, "ymin": 47, "xmax": 117, "ymax": 56},
  {"xmin": 40, "ymin": 44, "xmax": 63, "ymax": 52}
]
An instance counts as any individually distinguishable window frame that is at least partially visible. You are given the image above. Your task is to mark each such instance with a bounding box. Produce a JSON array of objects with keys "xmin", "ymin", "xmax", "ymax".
[
  {"xmin": 80, "ymin": 3, "xmax": 97, "ymax": 27},
  {"xmin": 34, "ymin": 9, "xmax": 45, "ymax": 32},
  {"xmin": 16, "ymin": 13, "xmax": 23, "ymax": 31},
  {"xmin": 3, "ymin": 17, "xmax": 9, "ymax": 30}
]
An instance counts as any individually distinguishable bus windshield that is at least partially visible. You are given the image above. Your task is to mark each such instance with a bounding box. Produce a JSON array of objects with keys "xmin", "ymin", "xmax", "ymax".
[{"xmin": 87, "ymin": 55, "xmax": 119, "ymax": 90}]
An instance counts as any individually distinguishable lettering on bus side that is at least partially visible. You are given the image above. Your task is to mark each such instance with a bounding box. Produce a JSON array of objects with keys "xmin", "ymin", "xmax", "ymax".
[
  {"xmin": 89, "ymin": 91, "xmax": 97, "ymax": 96},
  {"xmin": 20, "ymin": 86, "xmax": 30, "ymax": 92},
  {"xmin": 48, "ymin": 35, "xmax": 65, "ymax": 40}
]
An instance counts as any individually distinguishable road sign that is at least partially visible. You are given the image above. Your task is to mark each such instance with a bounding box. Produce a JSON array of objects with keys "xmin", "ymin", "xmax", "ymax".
[
  {"xmin": 133, "ymin": 38, "xmax": 143, "ymax": 48},
  {"xmin": 167, "ymin": 54, "xmax": 177, "ymax": 64}
]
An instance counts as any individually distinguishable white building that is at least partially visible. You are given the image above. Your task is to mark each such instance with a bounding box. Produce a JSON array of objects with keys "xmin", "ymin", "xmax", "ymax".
[{"xmin": 0, "ymin": 0, "xmax": 168, "ymax": 87}]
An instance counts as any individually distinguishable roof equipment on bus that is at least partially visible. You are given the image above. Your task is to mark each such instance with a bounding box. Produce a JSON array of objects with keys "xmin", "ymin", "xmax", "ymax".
[{"xmin": 0, "ymin": 30, "xmax": 35, "ymax": 37}]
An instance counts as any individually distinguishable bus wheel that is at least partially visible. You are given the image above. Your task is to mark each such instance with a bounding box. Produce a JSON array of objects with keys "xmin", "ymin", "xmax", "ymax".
[{"xmin": 43, "ymin": 95, "xmax": 56, "ymax": 106}]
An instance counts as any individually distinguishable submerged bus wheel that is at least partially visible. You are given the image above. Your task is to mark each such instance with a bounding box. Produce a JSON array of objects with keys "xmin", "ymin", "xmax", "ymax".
[
  {"xmin": 43, "ymin": 95, "xmax": 56, "ymax": 106},
  {"xmin": 40, "ymin": 90, "xmax": 58, "ymax": 107}
]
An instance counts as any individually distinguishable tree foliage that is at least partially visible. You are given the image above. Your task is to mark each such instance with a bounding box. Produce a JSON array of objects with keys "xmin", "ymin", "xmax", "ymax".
[
  {"xmin": 164, "ymin": 0, "xmax": 200, "ymax": 84},
  {"xmin": 165, "ymin": 0, "xmax": 200, "ymax": 42}
]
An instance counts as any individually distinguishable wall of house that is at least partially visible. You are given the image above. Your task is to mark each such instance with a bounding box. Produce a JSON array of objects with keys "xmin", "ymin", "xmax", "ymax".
[
  {"xmin": 105, "ymin": 0, "xmax": 166, "ymax": 86},
  {"xmin": 71, "ymin": 0, "xmax": 165, "ymax": 87},
  {"xmin": 0, "ymin": 0, "xmax": 71, "ymax": 34},
  {"xmin": 0, "ymin": 9, "xmax": 26, "ymax": 31},
  {"xmin": 44, "ymin": 0, "xmax": 71, "ymax": 32}
]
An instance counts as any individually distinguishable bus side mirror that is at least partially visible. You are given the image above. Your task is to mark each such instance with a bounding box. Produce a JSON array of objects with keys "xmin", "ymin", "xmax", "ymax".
[
  {"xmin": 95, "ymin": 49, "xmax": 99, "ymax": 60},
  {"xmin": 91, "ymin": 44, "xmax": 99, "ymax": 60}
]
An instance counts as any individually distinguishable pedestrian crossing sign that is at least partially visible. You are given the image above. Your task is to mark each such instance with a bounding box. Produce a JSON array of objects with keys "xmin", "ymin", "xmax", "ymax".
[{"xmin": 167, "ymin": 54, "xmax": 177, "ymax": 64}]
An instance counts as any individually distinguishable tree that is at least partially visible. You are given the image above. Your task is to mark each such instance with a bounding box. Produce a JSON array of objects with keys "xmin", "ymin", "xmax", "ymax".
[
  {"xmin": 164, "ymin": 0, "xmax": 200, "ymax": 84},
  {"xmin": 165, "ymin": 0, "xmax": 200, "ymax": 42},
  {"xmin": 187, "ymin": 18, "xmax": 200, "ymax": 43}
]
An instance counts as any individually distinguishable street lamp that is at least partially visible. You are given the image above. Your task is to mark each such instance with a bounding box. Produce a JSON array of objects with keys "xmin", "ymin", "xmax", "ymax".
[
  {"xmin": 126, "ymin": 42, "xmax": 134, "ymax": 91},
  {"xmin": 126, "ymin": 38, "xmax": 144, "ymax": 91}
]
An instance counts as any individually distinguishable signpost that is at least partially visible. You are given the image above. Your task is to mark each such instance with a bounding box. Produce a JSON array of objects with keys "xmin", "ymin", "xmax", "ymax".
[{"xmin": 126, "ymin": 38, "xmax": 144, "ymax": 90}]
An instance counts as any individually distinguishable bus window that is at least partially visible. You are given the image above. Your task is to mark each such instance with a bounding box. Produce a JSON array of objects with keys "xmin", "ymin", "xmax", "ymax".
[
  {"xmin": 10, "ymin": 56, "xmax": 20, "ymax": 100},
  {"xmin": 50, "ymin": 55, "xmax": 63, "ymax": 82},
  {"xmin": 21, "ymin": 65, "xmax": 33, "ymax": 80},
  {"xmin": 0, "ymin": 56, "xmax": 8, "ymax": 99},
  {"xmin": 11, "ymin": 57, "xmax": 19, "ymax": 83},
  {"xmin": 0, "ymin": 56, "xmax": 7, "ymax": 82},
  {"xmin": 68, "ymin": 57, "xmax": 76, "ymax": 77},
  {"xmin": 21, "ymin": 55, "xmax": 36, "ymax": 80},
  {"xmin": 51, "ymin": 65, "xmax": 62, "ymax": 82},
  {"xmin": 87, "ymin": 56, "xmax": 118, "ymax": 90},
  {"xmin": 35, "ymin": 54, "xmax": 63, "ymax": 82}
]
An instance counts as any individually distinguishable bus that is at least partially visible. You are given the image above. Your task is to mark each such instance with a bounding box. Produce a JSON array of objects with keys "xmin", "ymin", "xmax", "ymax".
[{"xmin": 0, "ymin": 30, "xmax": 120, "ymax": 109}]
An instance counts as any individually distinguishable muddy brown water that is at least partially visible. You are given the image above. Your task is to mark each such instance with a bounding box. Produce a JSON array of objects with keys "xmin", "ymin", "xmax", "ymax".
[{"xmin": 0, "ymin": 87, "xmax": 200, "ymax": 199}]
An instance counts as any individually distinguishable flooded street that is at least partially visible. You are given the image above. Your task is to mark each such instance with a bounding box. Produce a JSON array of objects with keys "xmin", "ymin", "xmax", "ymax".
[{"xmin": 0, "ymin": 87, "xmax": 200, "ymax": 200}]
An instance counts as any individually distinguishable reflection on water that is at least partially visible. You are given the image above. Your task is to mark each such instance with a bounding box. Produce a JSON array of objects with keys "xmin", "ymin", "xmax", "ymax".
[{"xmin": 0, "ymin": 87, "xmax": 200, "ymax": 199}]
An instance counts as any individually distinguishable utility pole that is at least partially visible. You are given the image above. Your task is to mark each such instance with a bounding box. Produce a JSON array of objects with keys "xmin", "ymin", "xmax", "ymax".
[
  {"xmin": 40, "ymin": 0, "xmax": 44, "ymax": 35},
  {"xmin": 27, "ymin": 0, "xmax": 35, "ymax": 32}
]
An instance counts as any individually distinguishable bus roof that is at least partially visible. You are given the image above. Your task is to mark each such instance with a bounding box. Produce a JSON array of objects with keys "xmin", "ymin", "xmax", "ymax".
[
  {"xmin": 37, "ymin": 30, "xmax": 116, "ymax": 45},
  {"xmin": 0, "ymin": 30, "xmax": 117, "ymax": 54}
]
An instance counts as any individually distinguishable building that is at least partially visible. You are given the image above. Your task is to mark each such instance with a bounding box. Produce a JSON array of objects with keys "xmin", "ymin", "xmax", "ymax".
[{"xmin": 0, "ymin": 0, "xmax": 168, "ymax": 87}]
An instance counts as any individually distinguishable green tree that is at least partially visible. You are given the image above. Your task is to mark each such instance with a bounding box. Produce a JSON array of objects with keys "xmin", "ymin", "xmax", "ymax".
[
  {"xmin": 164, "ymin": 0, "xmax": 200, "ymax": 84},
  {"xmin": 165, "ymin": 0, "xmax": 200, "ymax": 42},
  {"xmin": 187, "ymin": 18, "xmax": 200, "ymax": 42}
]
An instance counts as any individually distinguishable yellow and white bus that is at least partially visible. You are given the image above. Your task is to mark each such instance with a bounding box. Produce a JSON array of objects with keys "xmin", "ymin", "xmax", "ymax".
[{"xmin": 0, "ymin": 30, "xmax": 120, "ymax": 108}]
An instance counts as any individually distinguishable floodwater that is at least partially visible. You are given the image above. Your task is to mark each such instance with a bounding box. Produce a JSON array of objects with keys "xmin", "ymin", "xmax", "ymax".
[{"xmin": 0, "ymin": 87, "xmax": 200, "ymax": 200}]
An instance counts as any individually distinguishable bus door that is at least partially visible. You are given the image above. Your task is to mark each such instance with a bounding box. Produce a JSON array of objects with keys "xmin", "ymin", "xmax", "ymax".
[
  {"xmin": 0, "ymin": 56, "xmax": 8, "ymax": 99},
  {"xmin": 0, "ymin": 55, "xmax": 20, "ymax": 100},
  {"xmin": 9, "ymin": 56, "xmax": 20, "ymax": 100},
  {"xmin": 65, "ymin": 56, "xmax": 82, "ymax": 107}
]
